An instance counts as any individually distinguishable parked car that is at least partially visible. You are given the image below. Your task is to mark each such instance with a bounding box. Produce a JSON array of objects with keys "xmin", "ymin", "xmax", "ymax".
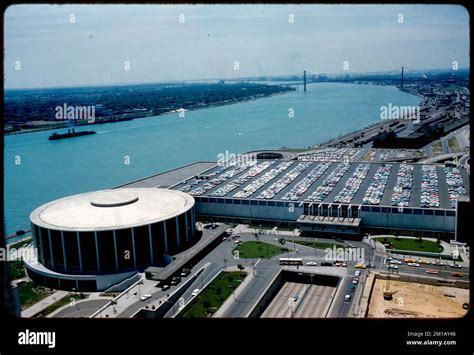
[
  {"xmin": 170, "ymin": 277, "xmax": 181, "ymax": 285},
  {"xmin": 191, "ymin": 289, "xmax": 200, "ymax": 296},
  {"xmin": 161, "ymin": 284, "xmax": 170, "ymax": 291},
  {"xmin": 344, "ymin": 294, "xmax": 352, "ymax": 303},
  {"xmin": 140, "ymin": 294, "xmax": 152, "ymax": 301},
  {"xmin": 180, "ymin": 269, "xmax": 191, "ymax": 277},
  {"xmin": 306, "ymin": 261, "xmax": 318, "ymax": 266}
]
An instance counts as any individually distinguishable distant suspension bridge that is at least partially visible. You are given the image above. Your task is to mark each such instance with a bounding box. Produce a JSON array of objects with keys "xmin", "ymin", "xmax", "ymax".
[{"xmin": 281, "ymin": 66, "xmax": 429, "ymax": 92}]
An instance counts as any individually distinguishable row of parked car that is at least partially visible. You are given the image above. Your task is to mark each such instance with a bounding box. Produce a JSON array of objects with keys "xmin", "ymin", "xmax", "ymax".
[
  {"xmin": 390, "ymin": 164, "xmax": 414, "ymax": 207},
  {"xmin": 362, "ymin": 164, "xmax": 392, "ymax": 205},
  {"xmin": 444, "ymin": 167, "xmax": 467, "ymax": 209},
  {"xmin": 298, "ymin": 148, "xmax": 358, "ymax": 163},
  {"xmin": 281, "ymin": 163, "xmax": 331, "ymax": 201},
  {"xmin": 256, "ymin": 162, "xmax": 312, "ymax": 200},
  {"xmin": 209, "ymin": 161, "xmax": 275, "ymax": 197},
  {"xmin": 178, "ymin": 165, "xmax": 230, "ymax": 192},
  {"xmin": 420, "ymin": 165, "xmax": 440, "ymax": 208},
  {"xmin": 187, "ymin": 160, "xmax": 256, "ymax": 196},
  {"xmin": 306, "ymin": 163, "xmax": 351, "ymax": 202},
  {"xmin": 233, "ymin": 162, "xmax": 293, "ymax": 198},
  {"xmin": 334, "ymin": 163, "xmax": 371, "ymax": 203}
]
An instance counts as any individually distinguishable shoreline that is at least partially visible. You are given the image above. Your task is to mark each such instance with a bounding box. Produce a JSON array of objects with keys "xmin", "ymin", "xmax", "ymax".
[
  {"xmin": 318, "ymin": 84, "xmax": 426, "ymax": 148},
  {"xmin": 4, "ymin": 90, "xmax": 294, "ymax": 137}
]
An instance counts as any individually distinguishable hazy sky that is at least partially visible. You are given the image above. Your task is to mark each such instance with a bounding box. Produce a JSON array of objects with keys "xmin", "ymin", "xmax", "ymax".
[{"xmin": 4, "ymin": 4, "xmax": 469, "ymax": 89}]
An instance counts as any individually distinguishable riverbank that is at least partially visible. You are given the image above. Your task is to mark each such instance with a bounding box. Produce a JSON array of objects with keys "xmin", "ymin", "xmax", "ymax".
[{"xmin": 5, "ymin": 88, "xmax": 294, "ymax": 136}]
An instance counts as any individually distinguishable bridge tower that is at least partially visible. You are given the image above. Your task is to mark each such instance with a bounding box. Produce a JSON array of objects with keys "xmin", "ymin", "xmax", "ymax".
[
  {"xmin": 304, "ymin": 70, "xmax": 307, "ymax": 92},
  {"xmin": 401, "ymin": 66, "xmax": 404, "ymax": 90}
]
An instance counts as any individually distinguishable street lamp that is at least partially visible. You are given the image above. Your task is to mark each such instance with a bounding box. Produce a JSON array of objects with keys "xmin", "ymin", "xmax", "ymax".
[{"xmin": 231, "ymin": 280, "xmax": 236, "ymax": 300}]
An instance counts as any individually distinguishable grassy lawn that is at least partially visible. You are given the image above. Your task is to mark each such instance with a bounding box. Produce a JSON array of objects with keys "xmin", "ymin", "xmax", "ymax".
[
  {"xmin": 9, "ymin": 260, "xmax": 26, "ymax": 280},
  {"xmin": 375, "ymin": 237, "xmax": 443, "ymax": 253},
  {"xmin": 178, "ymin": 271, "xmax": 247, "ymax": 318},
  {"xmin": 432, "ymin": 141, "xmax": 443, "ymax": 155},
  {"xmin": 8, "ymin": 238, "xmax": 33, "ymax": 249},
  {"xmin": 233, "ymin": 241, "xmax": 289, "ymax": 259},
  {"xmin": 293, "ymin": 240, "xmax": 346, "ymax": 250},
  {"xmin": 18, "ymin": 282, "xmax": 54, "ymax": 310},
  {"xmin": 448, "ymin": 136, "xmax": 460, "ymax": 152},
  {"xmin": 33, "ymin": 293, "xmax": 87, "ymax": 318}
]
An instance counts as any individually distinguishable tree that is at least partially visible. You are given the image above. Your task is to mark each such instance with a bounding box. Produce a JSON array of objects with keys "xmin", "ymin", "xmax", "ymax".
[
  {"xmin": 414, "ymin": 231, "xmax": 422, "ymax": 243},
  {"xmin": 393, "ymin": 230, "xmax": 400, "ymax": 240},
  {"xmin": 203, "ymin": 299, "xmax": 211, "ymax": 309}
]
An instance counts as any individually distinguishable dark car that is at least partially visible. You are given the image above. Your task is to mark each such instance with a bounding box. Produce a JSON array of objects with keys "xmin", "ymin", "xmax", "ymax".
[{"xmin": 321, "ymin": 262, "xmax": 333, "ymax": 266}]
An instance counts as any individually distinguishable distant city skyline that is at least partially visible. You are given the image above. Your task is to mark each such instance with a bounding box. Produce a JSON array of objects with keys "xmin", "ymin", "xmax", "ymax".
[{"xmin": 5, "ymin": 4, "xmax": 469, "ymax": 89}]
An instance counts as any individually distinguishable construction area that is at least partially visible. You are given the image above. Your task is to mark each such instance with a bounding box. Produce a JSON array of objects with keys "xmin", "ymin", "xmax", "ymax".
[{"xmin": 367, "ymin": 278, "xmax": 469, "ymax": 318}]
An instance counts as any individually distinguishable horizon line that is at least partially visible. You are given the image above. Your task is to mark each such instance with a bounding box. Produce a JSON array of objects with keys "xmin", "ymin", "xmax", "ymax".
[{"xmin": 5, "ymin": 67, "xmax": 469, "ymax": 92}]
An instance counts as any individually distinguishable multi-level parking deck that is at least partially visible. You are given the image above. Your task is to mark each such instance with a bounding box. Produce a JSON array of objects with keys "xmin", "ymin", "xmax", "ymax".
[
  {"xmin": 122, "ymin": 158, "xmax": 469, "ymax": 238},
  {"xmin": 173, "ymin": 160, "xmax": 469, "ymax": 210}
]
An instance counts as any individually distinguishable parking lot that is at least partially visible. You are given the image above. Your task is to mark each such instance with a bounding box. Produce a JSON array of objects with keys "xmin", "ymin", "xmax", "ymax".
[{"xmin": 174, "ymin": 159, "xmax": 469, "ymax": 210}]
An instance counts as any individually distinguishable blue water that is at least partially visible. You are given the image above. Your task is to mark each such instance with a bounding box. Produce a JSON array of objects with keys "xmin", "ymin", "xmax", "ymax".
[{"xmin": 4, "ymin": 83, "xmax": 421, "ymax": 236}]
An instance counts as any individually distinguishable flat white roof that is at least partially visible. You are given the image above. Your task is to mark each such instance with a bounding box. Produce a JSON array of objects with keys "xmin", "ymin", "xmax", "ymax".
[{"xmin": 30, "ymin": 188, "xmax": 194, "ymax": 232}]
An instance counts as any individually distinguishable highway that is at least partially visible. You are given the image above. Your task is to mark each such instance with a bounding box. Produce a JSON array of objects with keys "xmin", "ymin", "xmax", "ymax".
[{"xmin": 295, "ymin": 285, "xmax": 336, "ymax": 318}]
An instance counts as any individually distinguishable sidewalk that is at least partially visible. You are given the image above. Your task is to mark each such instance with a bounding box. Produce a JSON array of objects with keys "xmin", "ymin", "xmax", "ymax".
[
  {"xmin": 233, "ymin": 224, "xmax": 298, "ymax": 237},
  {"xmin": 21, "ymin": 290, "xmax": 69, "ymax": 318}
]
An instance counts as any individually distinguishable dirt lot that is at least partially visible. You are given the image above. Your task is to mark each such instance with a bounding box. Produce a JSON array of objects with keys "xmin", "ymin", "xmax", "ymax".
[{"xmin": 367, "ymin": 279, "xmax": 469, "ymax": 318}]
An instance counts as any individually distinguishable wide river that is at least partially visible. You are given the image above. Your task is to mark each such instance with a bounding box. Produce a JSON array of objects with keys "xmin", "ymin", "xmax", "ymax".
[{"xmin": 4, "ymin": 82, "xmax": 421, "ymax": 237}]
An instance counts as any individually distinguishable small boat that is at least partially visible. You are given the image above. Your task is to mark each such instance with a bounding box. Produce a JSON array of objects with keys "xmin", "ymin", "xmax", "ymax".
[
  {"xmin": 49, "ymin": 128, "xmax": 96, "ymax": 140},
  {"xmin": 6, "ymin": 228, "xmax": 32, "ymax": 240}
]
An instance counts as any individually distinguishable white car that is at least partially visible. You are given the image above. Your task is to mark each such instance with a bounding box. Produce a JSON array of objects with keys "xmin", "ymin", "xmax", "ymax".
[
  {"xmin": 354, "ymin": 271, "xmax": 361, "ymax": 277},
  {"xmin": 191, "ymin": 289, "xmax": 200, "ymax": 296},
  {"xmin": 389, "ymin": 260, "xmax": 402, "ymax": 265},
  {"xmin": 407, "ymin": 263, "xmax": 420, "ymax": 267},
  {"xmin": 306, "ymin": 261, "xmax": 318, "ymax": 266},
  {"xmin": 387, "ymin": 264, "xmax": 399, "ymax": 270},
  {"xmin": 140, "ymin": 294, "xmax": 152, "ymax": 301}
]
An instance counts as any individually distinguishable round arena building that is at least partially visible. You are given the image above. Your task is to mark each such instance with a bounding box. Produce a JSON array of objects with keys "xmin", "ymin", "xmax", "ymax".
[{"xmin": 25, "ymin": 188, "xmax": 196, "ymax": 292}]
